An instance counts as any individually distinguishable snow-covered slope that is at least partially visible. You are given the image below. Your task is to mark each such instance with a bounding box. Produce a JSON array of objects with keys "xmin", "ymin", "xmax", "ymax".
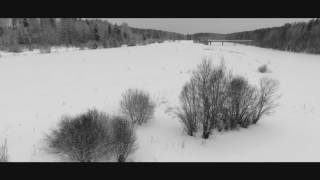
[{"xmin": 0, "ymin": 41, "xmax": 320, "ymax": 161}]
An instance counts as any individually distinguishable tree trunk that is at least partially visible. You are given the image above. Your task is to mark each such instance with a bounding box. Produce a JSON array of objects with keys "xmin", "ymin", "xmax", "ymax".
[
  {"xmin": 202, "ymin": 130, "xmax": 210, "ymax": 139},
  {"xmin": 118, "ymin": 155, "xmax": 125, "ymax": 162}
]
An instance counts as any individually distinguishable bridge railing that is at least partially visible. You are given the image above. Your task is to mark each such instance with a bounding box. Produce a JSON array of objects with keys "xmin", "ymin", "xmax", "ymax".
[{"xmin": 194, "ymin": 39, "xmax": 254, "ymax": 46}]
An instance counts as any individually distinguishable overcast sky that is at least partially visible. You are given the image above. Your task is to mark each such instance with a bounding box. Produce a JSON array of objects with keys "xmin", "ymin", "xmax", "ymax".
[{"xmin": 104, "ymin": 18, "xmax": 312, "ymax": 34}]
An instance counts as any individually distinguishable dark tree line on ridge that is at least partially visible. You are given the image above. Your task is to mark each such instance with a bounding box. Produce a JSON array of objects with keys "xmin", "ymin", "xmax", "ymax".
[
  {"xmin": 227, "ymin": 18, "xmax": 320, "ymax": 54},
  {"xmin": 188, "ymin": 18, "xmax": 320, "ymax": 54},
  {"xmin": 0, "ymin": 18, "xmax": 185, "ymax": 52}
]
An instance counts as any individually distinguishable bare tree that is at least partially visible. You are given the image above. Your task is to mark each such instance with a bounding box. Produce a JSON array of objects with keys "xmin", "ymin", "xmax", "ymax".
[
  {"xmin": 177, "ymin": 79, "xmax": 199, "ymax": 136},
  {"xmin": 120, "ymin": 89, "xmax": 155, "ymax": 125},
  {"xmin": 207, "ymin": 61, "xmax": 229, "ymax": 133},
  {"xmin": 192, "ymin": 59, "xmax": 213, "ymax": 139},
  {"xmin": 225, "ymin": 76, "xmax": 258, "ymax": 129},
  {"xmin": 252, "ymin": 77, "xmax": 279, "ymax": 124},
  {"xmin": 182, "ymin": 58, "xmax": 229, "ymax": 139},
  {"xmin": 239, "ymin": 86, "xmax": 259, "ymax": 128},
  {"xmin": 0, "ymin": 138, "xmax": 8, "ymax": 162},
  {"xmin": 111, "ymin": 116, "xmax": 137, "ymax": 162}
]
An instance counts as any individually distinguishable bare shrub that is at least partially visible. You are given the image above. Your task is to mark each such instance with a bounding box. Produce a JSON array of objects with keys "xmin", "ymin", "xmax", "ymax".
[
  {"xmin": 207, "ymin": 61, "xmax": 229, "ymax": 133},
  {"xmin": 46, "ymin": 109, "xmax": 113, "ymax": 162},
  {"xmin": 239, "ymin": 88, "xmax": 259, "ymax": 128},
  {"xmin": 120, "ymin": 89, "xmax": 155, "ymax": 125},
  {"xmin": 0, "ymin": 138, "xmax": 8, "ymax": 162},
  {"xmin": 195, "ymin": 59, "xmax": 229, "ymax": 138},
  {"xmin": 181, "ymin": 58, "xmax": 229, "ymax": 139},
  {"xmin": 192, "ymin": 59, "xmax": 213, "ymax": 139},
  {"xmin": 252, "ymin": 78, "xmax": 279, "ymax": 124},
  {"xmin": 177, "ymin": 79, "xmax": 199, "ymax": 136},
  {"xmin": 258, "ymin": 64, "xmax": 268, "ymax": 73},
  {"xmin": 225, "ymin": 76, "xmax": 258, "ymax": 129},
  {"xmin": 111, "ymin": 116, "xmax": 137, "ymax": 162}
]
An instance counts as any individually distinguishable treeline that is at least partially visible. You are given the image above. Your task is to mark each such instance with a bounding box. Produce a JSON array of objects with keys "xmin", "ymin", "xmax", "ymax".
[
  {"xmin": 131, "ymin": 27, "xmax": 185, "ymax": 42},
  {"xmin": 2, "ymin": 18, "xmax": 319, "ymax": 54},
  {"xmin": 227, "ymin": 18, "xmax": 320, "ymax": 54},
  {"xmin": 188, "ymin": 33, "xmax": 226, "ymax": 41},
  {"xmin": 0, "ymin": 18, "xmax": 185, "ymax": 52}
]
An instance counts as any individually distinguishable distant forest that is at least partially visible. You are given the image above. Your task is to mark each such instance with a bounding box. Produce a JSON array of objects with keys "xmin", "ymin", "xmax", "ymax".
[
  {"xmin": 1, "ymin": 18, "xmax": 320, "ymax": 54},
  {"xmin": 0, "ymin": 18, "xmax": 185, "ymax": 52},
  {"xmin": 227, "ymin": 18, "xmax": 320, "ymax": 54},
  {"xmin": 189, "ymin": 18, "xmax": 320, "ymax": 54},
  {"xmin": 187, "ymin": 33, "xmax": 226, "ymax": 40}
]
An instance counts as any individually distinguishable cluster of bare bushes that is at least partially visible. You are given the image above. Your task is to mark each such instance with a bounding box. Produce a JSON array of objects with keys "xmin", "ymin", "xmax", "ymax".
[
  {"xmin": 3, "ymin": 56, "xmax": 279, "ymax": 161},
  {"xmin": 177, "ymin": 58, "xmax": 279, "ymax": 139},
  {"xmin": 46, "ymin": 88, "xmax": 154, "ymax": 162},
  {"xmin": 46, "ymin": 109, "xmax": 137, "ymax": 162}
]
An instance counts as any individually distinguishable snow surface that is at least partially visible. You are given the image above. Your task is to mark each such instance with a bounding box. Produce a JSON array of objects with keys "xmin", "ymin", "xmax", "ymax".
[{"xmin": 0, "ymin": 41, "xmax": 320, "ymax": 162}]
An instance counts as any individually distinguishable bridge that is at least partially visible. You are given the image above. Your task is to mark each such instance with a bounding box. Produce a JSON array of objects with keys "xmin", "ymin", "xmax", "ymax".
[{"xmin": 196, "ymin": 39, "xmax": 254, "ymax": 46}]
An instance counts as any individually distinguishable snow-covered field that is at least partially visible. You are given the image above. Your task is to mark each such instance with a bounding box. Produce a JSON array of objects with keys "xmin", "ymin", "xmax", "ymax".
[{"xmin": 1, "ymin": 40, "xmax": 320, "ymax": 162}]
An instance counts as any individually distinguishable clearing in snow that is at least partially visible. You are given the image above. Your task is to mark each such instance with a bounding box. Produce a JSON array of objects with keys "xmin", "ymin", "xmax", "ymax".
[{"xmin": 0, "ymin": 41, "xmax": 320, "ymax": 161}]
